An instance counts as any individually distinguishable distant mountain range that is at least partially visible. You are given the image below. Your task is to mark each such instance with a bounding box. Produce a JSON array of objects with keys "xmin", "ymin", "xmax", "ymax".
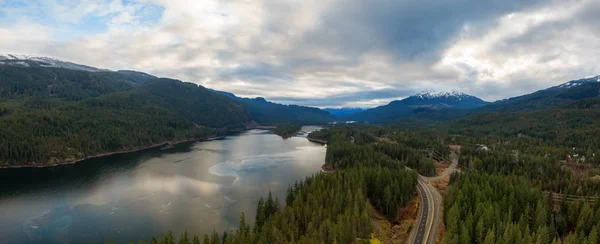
[
  {"xmin": 212, "ymin": 90, "xmax": 335, "ymax": 124},
  {"xmin": 2, "ymin": 54, "xmax": 600, "ymax": 166},
  {"xmin": 2, "ymin": 53, "xmax": 599, "ymax": 124},
  {"xmin": 344, "ymin": 90, "xmax": 489, "ymax": 121},
  {"xmin": 322, "ymin": 108, "xmax": 365, "ymax": 117}
]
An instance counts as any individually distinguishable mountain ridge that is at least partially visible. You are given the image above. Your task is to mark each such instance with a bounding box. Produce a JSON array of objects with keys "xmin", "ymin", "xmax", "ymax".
[
  {"xmin": 475, "ymin": 75, "xmax": 600, "ymax": 113},
  {"xmin": 344, "ymin": 90, "xmax": 489, "ymax": 121},
  {"xmin": 0, "ymin": 54, "xmax": 108, "ymax": 72},
  {"xmin": 211, "ymin": 89, "xmax": 335, "ymax": 124}
]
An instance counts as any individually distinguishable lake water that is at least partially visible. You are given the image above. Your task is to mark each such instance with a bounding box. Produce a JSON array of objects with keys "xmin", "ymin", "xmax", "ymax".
[{"xmin": 0, "ymin": 126, "xmax": 326, "ymax": 244}]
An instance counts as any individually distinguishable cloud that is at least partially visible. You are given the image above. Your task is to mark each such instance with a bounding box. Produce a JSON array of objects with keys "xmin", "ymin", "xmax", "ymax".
[{"xmin": 0, "ymin": 0, "xmax": 599, "ymax": 107}]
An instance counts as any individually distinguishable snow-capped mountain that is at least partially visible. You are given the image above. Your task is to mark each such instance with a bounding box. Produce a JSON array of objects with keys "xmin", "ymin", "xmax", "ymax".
[
  {"xmin": 344, "ymin": 90, "xmax": 489, "ymax": 121},
  {"xmin": 553, "ymin": 75, "xmax": 600, "ymax": 89},
  {"xmin": 411, "ymin": 89, "xmax": 478, "ymax": 100},
  {"xmin": 400, "ymin": 90, "xmax": 489, "ymax": 109},
  {"xmin": 0, "ymin": 54, "xmax": 106, "ymax": 72}
]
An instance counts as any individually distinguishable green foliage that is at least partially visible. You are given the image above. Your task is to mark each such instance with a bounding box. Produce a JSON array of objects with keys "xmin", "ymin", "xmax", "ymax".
[
  {"xmin": 444, "ymin": 171, "xmax": 600, "ymax": 244},
  {"xmin": 272, "ymin": 123, "xmax": 302, "ymax": 138},
  {"xmin": 0, "ymin": 67, "xmax": 139, "ymax": 104},
  {"xmin": 475, "ymin": 81, "xmax": 600, "ymax": 113},
  {"xmin": 313, "ymin": 125, "xmax": 439, "ymax": 176},
  {"xmin": 140, "ymin": 166, "xmax": 416, "ymax": 244},
  {"xmin": 0, "ymin": 69, "xmax": 252, "ymax": 166}
]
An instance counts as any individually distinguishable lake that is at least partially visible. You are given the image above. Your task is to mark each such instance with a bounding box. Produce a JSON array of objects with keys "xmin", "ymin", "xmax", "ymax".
[{"xmin": 0, "ymin": 126, "xmax": 326, "ymax": 244}]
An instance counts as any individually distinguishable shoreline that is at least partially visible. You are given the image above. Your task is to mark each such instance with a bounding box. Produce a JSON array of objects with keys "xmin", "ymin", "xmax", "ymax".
[
  {"xmin": 0, "ymin": 135, "xmax": 226, "ymax": 169},
  {"xmin": 320, "ymin": 164, "xmax": 336, "ymax": 173},
  {"xmin": 307, "ymin": 137, "xmax": 328, "ymax": 144}
]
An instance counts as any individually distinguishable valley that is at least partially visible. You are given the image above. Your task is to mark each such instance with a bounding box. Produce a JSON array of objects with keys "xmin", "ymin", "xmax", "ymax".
[
  {"xmin": 1, "ymin": 56, "xmax": 600, "ymax": 244},
  {"xmin": 2, "ymin": 1, "xmax": 599, "ymax": 243}
]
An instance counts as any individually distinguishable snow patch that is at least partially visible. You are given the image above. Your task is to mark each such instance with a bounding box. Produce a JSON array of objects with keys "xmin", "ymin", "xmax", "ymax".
[
  {"xmin": 557, "ymin": 75, "xmax": 600, "ymax": 89},
  {"xmin": 413, "ymin": 89, "xmax": 471, "ymax": 100}
]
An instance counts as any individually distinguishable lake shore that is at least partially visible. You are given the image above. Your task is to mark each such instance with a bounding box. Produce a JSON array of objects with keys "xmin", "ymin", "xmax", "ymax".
[
  {"xmin": 0, "ymin": 136, "xmax": 226, "ymax": 169},
  {"xmin": 307, "ymin": 137, "xmax": 328, "ymax": 144},
  {"xmin": 320, "ymin": 164, "xmax": 335, "ymax": 173}
]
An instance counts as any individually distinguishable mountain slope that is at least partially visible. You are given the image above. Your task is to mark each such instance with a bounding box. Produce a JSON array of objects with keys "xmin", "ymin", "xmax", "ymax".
[
  {"xmin": 450, "ymin": 98, "xmax": 600, "ymax": 149},
  {"xmin": 476, "ymin": 75, "xmax": 600, "ymax": 113},
  {"xmin": 0, "ymin": 67, "xmax": 143, "ymax": 113},
  {"xmin": 0, "ymin": 54, "xmax": 106, "ymax": 72},
  {"xmin": 345, "ymin": 90, "xmax": 488, "ymax": 121},
  {"xmin": 0, "ymin": 67, "xmax": 252, "ymax": 167},
  {"xmin": 214, "ymin": 90, "xmax": 335, "ymax": 124}
]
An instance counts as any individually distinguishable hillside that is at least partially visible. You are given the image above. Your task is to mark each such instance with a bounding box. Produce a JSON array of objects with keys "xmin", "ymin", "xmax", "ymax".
[
  {"xmin": 0, "ymin": 54, "xmax": 106, "ymax": 72},
  {"xmin": 0, "ymin": 67, "xmax": 252, "ymax": 167},
  {"xmin": 214, "ymin": 90, "xmax": 335, "ymax": 124},
  {"xmin": 345, "ymin": 90, "xmax": 488, "ymax": 121},
  {"xmin": 476, "ymin": 75, "xmax": 600, "ymax": 113},
  {"xmin": 450, "ymin": 98, "xmax": 600, "ymax": 150}
]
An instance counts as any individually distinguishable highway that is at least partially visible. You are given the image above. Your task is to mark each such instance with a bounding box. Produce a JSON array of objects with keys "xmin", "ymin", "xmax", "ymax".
[{"xmin": 409, "ymin": 152, "xmax": 458, "ymax": 244}]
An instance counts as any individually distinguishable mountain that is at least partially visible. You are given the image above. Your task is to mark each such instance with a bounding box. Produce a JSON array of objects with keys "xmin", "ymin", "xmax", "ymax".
[
  {"xmin": 0, "ymin": 54, "xmax": 107, "ymax": 72},
  {"xmin": 323, "ymin": 108, "xmax": 365, "ymax": 117},
  {"xmin": 451, "ymin": 98, "xmax": 600, "ymax": 146},
  {"xmin": 345, "ymin": 90, "xmax": 489, "ymax": 121},
  {"xmin": 400, "ymin": 90, "xmax": 489, "ymax": 109},
  {"xmin": 213, "ymin": 90, "xmax": 335, "ymax": 124},
  {"xmin": 116, "ymin": 70, "xmax": 157, "ymax": 84},
  {"xmin": 0, "ymin": 66, "xmax": 252, "ymax": 167},
  {"xmin": 551, "ymin": 75, "xmax": 600, "ymax": 89},
  {"xmin": 476, "ymin": 75, "xmax": 600, "ymax": 113}
]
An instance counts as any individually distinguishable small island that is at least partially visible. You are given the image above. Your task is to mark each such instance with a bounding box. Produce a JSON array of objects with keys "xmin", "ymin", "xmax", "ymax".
[{"xmin": 273, "ymin": 123, "xmax": 302, "ymax": 139}]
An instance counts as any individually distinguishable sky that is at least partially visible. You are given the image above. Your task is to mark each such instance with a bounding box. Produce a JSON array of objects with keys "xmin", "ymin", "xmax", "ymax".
[{"xmin": 1, "ymin": 0, "xmax": 599, "ymax": 108}]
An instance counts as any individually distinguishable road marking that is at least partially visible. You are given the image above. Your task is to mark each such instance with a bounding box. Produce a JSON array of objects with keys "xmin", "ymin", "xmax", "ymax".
[{"xmin": 422, "ymin": 179, "xmax": 435, "ymax": 244}]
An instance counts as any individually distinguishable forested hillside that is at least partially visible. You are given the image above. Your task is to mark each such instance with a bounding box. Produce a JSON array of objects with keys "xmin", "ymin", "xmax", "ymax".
[
  {"xmin": 450, "ymin": 100, "xmax": 600, "ymax": 164},
  {"xmin": 0, "ymin": 67, "xmax": 139, "ymax": 105},
  {"xmin": 0, "ymin": 67, "xmax": 252, "ymax": 167},
  {"xmin": 474, "ymin": 78, "xmax": 600, "ymax": 113},
  {"xmin": 215, "ymin": 91, "xmax": 335, "ymax": 124}
]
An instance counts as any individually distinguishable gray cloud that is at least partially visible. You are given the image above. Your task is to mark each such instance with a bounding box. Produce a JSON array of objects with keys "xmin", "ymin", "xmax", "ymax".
[
  {"xmin": 300, "ymin": 0, "xmax": 547, "ymax": 62},
  {"xmin": 1, "ymin": 0, "xmax": 599, "ymax": 107},
  {"xmin": 269, "ymin": 87, "xmax": 415, "ymax": 107}
]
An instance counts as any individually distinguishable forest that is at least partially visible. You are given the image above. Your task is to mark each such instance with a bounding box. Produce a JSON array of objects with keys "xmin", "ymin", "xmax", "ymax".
[
  {"xmin": 272, "ymin": 123, "xmax": 302, "ymax": 138},
  {"xmin": 0, "ymin": 66, "xmax": 334, "ymax": 167},
  {"xmin": 5, "ymin": 66, "xmax": 600, "ymax": 243},
  {"xmin": 149, "ymin": 117, "xmax": 600, "ymax": 244},
  {"xmin": 0, "ymin": 67, "xmax": 253, "ymax": 166},
  {"xmin": 124, "ymin": 126, "xmax": 421, "ymax": 244},
  {"xmin": 443, "ymin": 172, "xmax": 600, "ymax": 244}
]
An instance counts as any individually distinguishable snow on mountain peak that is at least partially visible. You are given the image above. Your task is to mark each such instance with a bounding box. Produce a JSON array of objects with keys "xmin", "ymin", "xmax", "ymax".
[
  {"xmin": 413, "ymin": 90, "xmax": 469, "ymax": 100},
  {"xmin": 0, "ymin": 54, "xmax": 106, "ymax": 72},
  {"xmin": 557, "ymin": 75, "xmax": 600, "ymax": 89}
]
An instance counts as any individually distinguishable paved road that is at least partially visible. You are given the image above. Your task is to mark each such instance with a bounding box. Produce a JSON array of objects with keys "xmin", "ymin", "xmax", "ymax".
[{"xmin": 409, "ymin": 152, "xmax": 458, "ymax": 244}]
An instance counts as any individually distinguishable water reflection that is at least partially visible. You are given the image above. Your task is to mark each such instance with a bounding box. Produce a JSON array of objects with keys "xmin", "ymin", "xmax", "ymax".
[{"xmin": 0, "ymin": 126, "xmax": 325, "ymax": 244}]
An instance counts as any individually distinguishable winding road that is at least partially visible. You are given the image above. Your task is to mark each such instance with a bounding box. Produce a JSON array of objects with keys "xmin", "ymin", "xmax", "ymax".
[{"xmin": 409, "ymin": 152, "xmax": 458, "ymax": 244}]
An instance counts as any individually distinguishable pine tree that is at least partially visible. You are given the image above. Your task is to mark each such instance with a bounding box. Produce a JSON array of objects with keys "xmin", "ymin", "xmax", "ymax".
[
  {"xmin": 179, "ymin": 231, "xmax": 190, "ymax": 244},
  {"xmin": 588, "ymin": 227, "xmax": 598, "ymax": 244},
  {"xmin": 483, "ymin": 227, "xmax": 496, "ymax": 244}
]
